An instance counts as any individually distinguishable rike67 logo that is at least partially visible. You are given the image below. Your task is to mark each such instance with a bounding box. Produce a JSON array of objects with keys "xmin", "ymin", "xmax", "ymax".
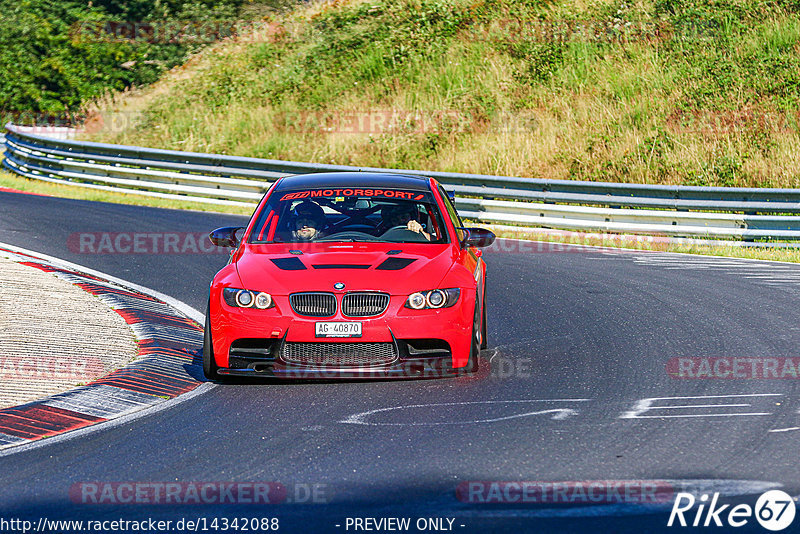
[{"xmin": 668, "ymin": 490, "xmax": 796, "ymax": 531}]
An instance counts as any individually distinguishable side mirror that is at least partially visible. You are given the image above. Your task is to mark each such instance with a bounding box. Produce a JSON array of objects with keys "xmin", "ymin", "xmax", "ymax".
[
  {"xmin": 447, "ymin": 189, "xmax": 456, "ymax": 202},
  {"xmin": 209, "ymin": 226, "xmax": 245, "ymax": 247},
  {"xmin": 459, "ymin": 227, "xmax": 495, "ymax": 248}
]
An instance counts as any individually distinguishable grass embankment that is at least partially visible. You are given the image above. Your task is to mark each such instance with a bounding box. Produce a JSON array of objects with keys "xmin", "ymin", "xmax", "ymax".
[{"xmin": 86, "ymin": 0, "xmax": 800, "ymax": 188}]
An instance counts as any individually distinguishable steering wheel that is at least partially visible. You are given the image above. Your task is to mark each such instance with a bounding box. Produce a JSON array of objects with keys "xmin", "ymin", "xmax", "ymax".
[{"xmin": 380, "ymin": 226, "xmax": 428, "ymax": 243}]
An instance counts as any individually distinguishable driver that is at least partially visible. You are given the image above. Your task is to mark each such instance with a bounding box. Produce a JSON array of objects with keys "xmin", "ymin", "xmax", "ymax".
[
  {"xmin": 380, "ymin": 203, "xmax": 431, "ymax": 241},
  {"xmin": 290, "ymin": 201, "xmax": 326, "ymax": 241}
]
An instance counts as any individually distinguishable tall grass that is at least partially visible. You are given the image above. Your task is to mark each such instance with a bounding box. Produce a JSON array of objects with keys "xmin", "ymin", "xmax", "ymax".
[{"xmin": 86, "ymin": 0, "xmax": 800, "ymax": 187}]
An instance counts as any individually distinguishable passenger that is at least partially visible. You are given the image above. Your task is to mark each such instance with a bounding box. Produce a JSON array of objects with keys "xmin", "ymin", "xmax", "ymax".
[{"xmin": 380, "ymin": 203, "xmax": 431, "ymax": 241}]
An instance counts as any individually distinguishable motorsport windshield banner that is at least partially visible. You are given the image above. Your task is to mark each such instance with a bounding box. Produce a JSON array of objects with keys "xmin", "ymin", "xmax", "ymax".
[{"xmin": 279, "ymin": 189, "xmax": 428, "ymax": 201}]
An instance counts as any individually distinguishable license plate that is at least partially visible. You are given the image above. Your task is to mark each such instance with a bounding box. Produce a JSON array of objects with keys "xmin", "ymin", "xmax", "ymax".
[{"xmin": 315, "ymin": 322, "xmax": 362, "ymax": 338}]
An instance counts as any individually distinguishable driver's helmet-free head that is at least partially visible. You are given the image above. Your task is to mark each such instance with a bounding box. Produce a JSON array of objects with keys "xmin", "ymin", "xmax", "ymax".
[
  {"xmin": 381, "ymin": 203, "xmax": 419, "ymax": 227},
  {"xmin": 291, "ymin": 201, "xmax": 326, "ymax": 240}
]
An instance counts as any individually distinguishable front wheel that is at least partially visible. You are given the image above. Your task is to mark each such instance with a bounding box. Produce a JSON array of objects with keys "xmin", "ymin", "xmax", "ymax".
[
  {"xmin": 480, "ymin": 285, "xmax": 488, "ymax": 350},
  {"xmin": 460, "ymin": 292, "xmax": 481, "ymax": 374},
  {"xmin": 203, "ymin": 303, "xmax": 220, "ymax": 380}
]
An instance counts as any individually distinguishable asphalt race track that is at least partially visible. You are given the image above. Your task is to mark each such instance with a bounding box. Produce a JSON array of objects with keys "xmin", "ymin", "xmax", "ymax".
[{"xmin": 2, "ymin": 190, "xmax": 800, "ymax": 533}]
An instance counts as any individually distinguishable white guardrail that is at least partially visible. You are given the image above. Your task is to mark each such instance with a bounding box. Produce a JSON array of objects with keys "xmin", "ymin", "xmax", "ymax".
[{"xmin": 4, "ymin": 124, "xmax": 800, "ymax": 243}]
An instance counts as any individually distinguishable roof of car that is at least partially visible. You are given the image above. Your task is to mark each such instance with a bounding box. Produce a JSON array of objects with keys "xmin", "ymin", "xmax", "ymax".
[{"xmin": 273, "ymin": 172, "xmax": 432, "ymax": 192}]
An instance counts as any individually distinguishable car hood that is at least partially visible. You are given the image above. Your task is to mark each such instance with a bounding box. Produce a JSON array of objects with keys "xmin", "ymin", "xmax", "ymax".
[{"xmin": 234, "ymin": 243, "xmax": 456, "ymax": 295}]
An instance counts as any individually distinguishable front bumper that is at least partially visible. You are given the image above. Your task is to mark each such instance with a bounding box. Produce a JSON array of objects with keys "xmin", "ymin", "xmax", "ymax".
[
  {"xmin": 209, "ymin": 291, "xmax": 475, "ymax": 377},
  {"xmin": 219, "ymin": 335, "xmax": 462, "ymax": 379}
]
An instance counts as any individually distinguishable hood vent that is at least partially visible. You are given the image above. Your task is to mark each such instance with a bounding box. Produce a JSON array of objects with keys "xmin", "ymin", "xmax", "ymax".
[
  {"xmin": 271, "ymin": 257, "xmax": 307, "ymax": 270},
  {"xmin": 312, "ymin": 264, "xmax": 371, "ymax": 270},
  {"xmin": 376, "ymin": 257, "xmax": 417, "ymax": 270}
]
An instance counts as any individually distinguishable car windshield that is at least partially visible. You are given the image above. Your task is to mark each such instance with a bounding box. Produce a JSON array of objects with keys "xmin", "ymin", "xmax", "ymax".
[{"xmin": 247, "ymin": 187, "xmax": 449, "ymax": 244}]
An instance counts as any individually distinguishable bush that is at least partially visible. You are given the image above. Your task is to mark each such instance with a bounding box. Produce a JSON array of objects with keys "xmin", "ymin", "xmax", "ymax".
[{"xmin": 0, "ymin": 0, "xmax": 288, "ymax": 118}]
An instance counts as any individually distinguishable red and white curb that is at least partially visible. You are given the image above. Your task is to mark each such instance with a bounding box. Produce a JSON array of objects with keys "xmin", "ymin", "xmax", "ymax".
[{"xmin": 0, "ymin": 244, "xmax": 207, "ymax": 450}]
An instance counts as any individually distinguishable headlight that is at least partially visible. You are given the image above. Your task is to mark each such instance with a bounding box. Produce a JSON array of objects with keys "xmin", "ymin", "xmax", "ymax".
[
  {"xmin": 408, "ymin": 292, "xmax": 427, "ymax": 310},
  {"xmin": 427, "ymin": 289, "xmax": 446, "ymax": 308},
  {"xmin": 404, "ymin": 288, "xmax": 460, "ymax": 309},
  {"xmin": 236, "ymin": 290, "xmax": 254, "ymax": 307},
  {"xmin": 254, "ymin": 292, "xmax": 272, "ymax": 309},
  {"xmin": 223, "ymin": 288, "xmax": 275, "ymax": 309}
]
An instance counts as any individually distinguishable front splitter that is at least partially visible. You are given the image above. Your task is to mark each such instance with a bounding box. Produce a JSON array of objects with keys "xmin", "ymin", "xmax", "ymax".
[{"xmin": 217, "ymin": 358, "xmax": 464, "ymax": 379}]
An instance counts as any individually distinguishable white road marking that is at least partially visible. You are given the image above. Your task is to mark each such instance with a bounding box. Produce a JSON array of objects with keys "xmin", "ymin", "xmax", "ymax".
[
  {"xmin": 42, "ymin": 384, "xmax": 164, "ymax": 418},
  {"xmin": 619, "ymin": 394, "xmax": 783, "ymax": 419},
  {"xmin": 341, "ymin": 399, "xmax": 589, "ymax": 426},
  {"xmin": 623, "ymin": 413, "xmax": 773, "ymax": 419},
  {"xmin": 736, "ymin": 273, "xmax": 800, "ymax": 277},
  {"xmin": 130, "ymin": 323, "xmax": 203, "ymax": 345},
  {"xmin": 625, "ymin": 252, "xmax": 800, "ymax": 289},
  {"xmin": 96, "ymin": 293, "xmax": 180, "ymax": 314},
  {"xmin": 647, "ymin": 404, "xmax": 752, "ymax": 409},
  {"xmin": 0, "ymin": 433, "xmax": 28, "ymax": 447},
  {"xmin": 768, "ymin": 403, "xmax": 800, "ymax": 432}
]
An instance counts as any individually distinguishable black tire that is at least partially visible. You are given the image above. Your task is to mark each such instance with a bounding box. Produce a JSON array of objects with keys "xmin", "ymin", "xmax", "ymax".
[
  {"xmin": 203, "ymin": 303, "xmax": 220, "ymax": 381},
  {"xmin": 480, "ymin": 284, "xmax": 488, "ymax": 350},
  {"xmin": 460, "ymin": 292, "xmax": 481, "ymax": 374}
]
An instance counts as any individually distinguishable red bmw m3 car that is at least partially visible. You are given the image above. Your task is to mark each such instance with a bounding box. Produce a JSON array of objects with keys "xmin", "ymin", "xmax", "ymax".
[{"xmin": 204, "ymin": 172, "xmax": 494, "ymax": 379}]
